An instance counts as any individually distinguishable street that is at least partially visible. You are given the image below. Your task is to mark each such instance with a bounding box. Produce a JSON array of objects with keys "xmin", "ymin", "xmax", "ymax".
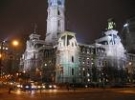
[{"xmin": 0, "ymin": 87, "xmax": 135, "ymax": 100}]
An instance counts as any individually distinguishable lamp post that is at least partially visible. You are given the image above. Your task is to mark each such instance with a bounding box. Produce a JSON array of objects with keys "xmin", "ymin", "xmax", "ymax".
[
  {"xmin": 0, "ymin": 41, "xmax": 4, "ymax": 78},
  {"xmin": 10, "ymin": 40, "xmax": 20, "ymax": 74}
]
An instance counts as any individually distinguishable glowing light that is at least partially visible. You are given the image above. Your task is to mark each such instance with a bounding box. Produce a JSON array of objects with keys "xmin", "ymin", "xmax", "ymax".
[
  {"xmin": 0, "ymin": 54, "xmax": 2, "ymax": 58},
  {"xmin": 23, "ymin": 70, "xmax": 26, "ymax": 73},
  {"xmin": 17, "ymin": 84, "xmax": 21, "ymax": 88},
  {"xmin": 5, "ymin": 47, "xmax": 8, "ymax": 50},
  {"xmin": 53, "ymin": 85, "xmax": 57, "ymax": 88},
  {"xmin": 10, "ymin": 82, "xmax": 13, "ymax": 85},
  {"xmin": 42, "ymin": 85, "xmax": 45, "ymax": 88},
  {"xmin": 87, "ymin": 73, "xmax": 90, "ymax": 77},
  {"xmin": 49, "ymin": 85, "xmax": 52, "ymax": 88},
  {"xmin": 124, "ymin": 23, "xmax": 128, "ymax": 27},
  {"xmin": 119, "ymin": 90, "xmax": 135, "ymax": 94},
  {"xmin": 12, "ymin": 40, "xmax": 19, "ymax": 47},
  {"xmin": 38, "ymin": 86, "xmax": 41, "ymax": 89},
  {"xmin": 16, "ymin": 73, "xmax": 19, "ymax": 76},
  {"xmin": 16, "ymin": 89, "xmax": 21, "ymax": 95},
  {"xmin": 45, "ymin": 63, "xmax": 47, "ymax": 66},
  {"xmin": 25, "ymin": 86, "xmax": 29, "ymax": 89},
  {"xmin": 31, "ymin": 85, "xmax": 37, "ymax": 89},
  {"xmin": 129, "ymin": 62, "xmax": 132, "ymax": 65}
]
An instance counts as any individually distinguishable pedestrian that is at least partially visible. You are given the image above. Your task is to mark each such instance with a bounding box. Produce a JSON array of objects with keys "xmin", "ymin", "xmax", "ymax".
[
  {"xmin": 72, "ymin": 84, "xmax": 75, "ymax": 92},
  {"xmin": 8, "ymin": 87, "xmax": 12, "ymax": 94},
  {"xmin": 66, "ymin": 83, "xmax": 70, "ymax": 91}
]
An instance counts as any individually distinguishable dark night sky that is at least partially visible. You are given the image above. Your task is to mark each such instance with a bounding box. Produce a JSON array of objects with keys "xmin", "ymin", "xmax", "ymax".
[{"xmin": 0, "ymin": 0, "xmax": 135, "ymax": 45}]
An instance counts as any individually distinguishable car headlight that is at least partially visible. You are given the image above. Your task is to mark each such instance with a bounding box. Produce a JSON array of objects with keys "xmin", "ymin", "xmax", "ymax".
[
  {"xmin": 49, "ymin": 85, "xmax": 52, "ymax": 88},
  {"xmin": 53, "ymin": 85, "xmax": 57, "ymax": 88}
]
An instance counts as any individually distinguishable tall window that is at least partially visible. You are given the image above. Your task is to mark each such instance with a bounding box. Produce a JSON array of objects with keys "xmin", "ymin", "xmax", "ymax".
[
  {"xmin": 71, "ymin": 56, "xmax": 74, "ymax": 63},
  {"xmin": 72, "ymin": 68, "xmax": 74, "ymax": 75},
  {"xmin": 58, "ymin": 10, "xmax": 60, "ymax": 15}
]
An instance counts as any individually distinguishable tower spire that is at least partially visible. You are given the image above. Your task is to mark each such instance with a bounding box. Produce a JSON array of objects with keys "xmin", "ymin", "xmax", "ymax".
[{"xmin": 34, "ymin": 23, "xmax": 37, "ymax": 34}]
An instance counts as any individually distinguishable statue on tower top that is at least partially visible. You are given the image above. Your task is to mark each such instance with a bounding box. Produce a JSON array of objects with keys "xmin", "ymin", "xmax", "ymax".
[
  {"xmin": 107, "ymin": 18, "xmax": 116, "ymax": 30},
  {"xmin": 48, "ymin": 0, "xmax": 65, "ymax": 6}
]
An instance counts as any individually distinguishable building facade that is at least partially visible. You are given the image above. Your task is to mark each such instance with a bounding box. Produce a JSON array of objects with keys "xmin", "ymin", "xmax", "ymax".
[{"xmin": 20, "ymin": 0, "xmax": 130, "ymax": 84}]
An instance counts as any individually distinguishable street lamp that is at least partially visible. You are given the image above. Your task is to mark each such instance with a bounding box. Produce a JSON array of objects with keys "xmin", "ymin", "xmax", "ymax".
[
  {"xmin": 123, "ymin": 23, "xmax": 129, "ymax": 33},
  {"xmin": 10, "ymin": 40, "xmax": 20, "ymax": 74},
  {"xmin": 12, "ymin": 40, "xmax": 19, "ymax": 47},
  {"xmin": 123, "ymin": 23, "xmax": 128, "ymax": 27},
  {"xmin": 0, "ymin": 41, "xmax": 4, "ymax": 78}
]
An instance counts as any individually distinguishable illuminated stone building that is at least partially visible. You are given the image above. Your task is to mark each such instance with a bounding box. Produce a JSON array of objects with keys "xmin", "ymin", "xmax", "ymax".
[
  {"xmin": 95, "ymin": 19, "xmax": 127, "ymax": 70},
  {"xmin": 20, "ymin": 0, "xmax": 128, "ymax": 84},
  {"xmin": 21, "ymin": 32, "xmax": 45, "ymax": 80}
]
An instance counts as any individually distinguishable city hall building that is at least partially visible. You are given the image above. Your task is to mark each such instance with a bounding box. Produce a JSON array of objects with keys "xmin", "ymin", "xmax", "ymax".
[{"xmin": 20, "ymin": 0, "xmax": 128, "ymax": 84}]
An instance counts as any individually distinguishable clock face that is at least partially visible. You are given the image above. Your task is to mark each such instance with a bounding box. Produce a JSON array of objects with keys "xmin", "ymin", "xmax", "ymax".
[{"xmin": 58, "ymin": 1, "xmax": 62, "ymax": 5}]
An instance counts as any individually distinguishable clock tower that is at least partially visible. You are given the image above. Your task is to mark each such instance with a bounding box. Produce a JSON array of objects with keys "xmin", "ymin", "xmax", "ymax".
[{"xmin": 45, "ymin": 0, "xmax": 65, "ymax": 45}]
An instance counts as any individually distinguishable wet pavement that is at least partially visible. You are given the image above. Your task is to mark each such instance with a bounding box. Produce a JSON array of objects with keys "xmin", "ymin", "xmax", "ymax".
[{"xmin": 0, "ymin": 87, "xmax": 135, "ymax": 100}]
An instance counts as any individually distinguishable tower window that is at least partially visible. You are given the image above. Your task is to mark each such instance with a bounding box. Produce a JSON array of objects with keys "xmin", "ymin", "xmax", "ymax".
[{"xmin": 71, "ymin": 56, "xmax": 74, "ymax": 63}]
